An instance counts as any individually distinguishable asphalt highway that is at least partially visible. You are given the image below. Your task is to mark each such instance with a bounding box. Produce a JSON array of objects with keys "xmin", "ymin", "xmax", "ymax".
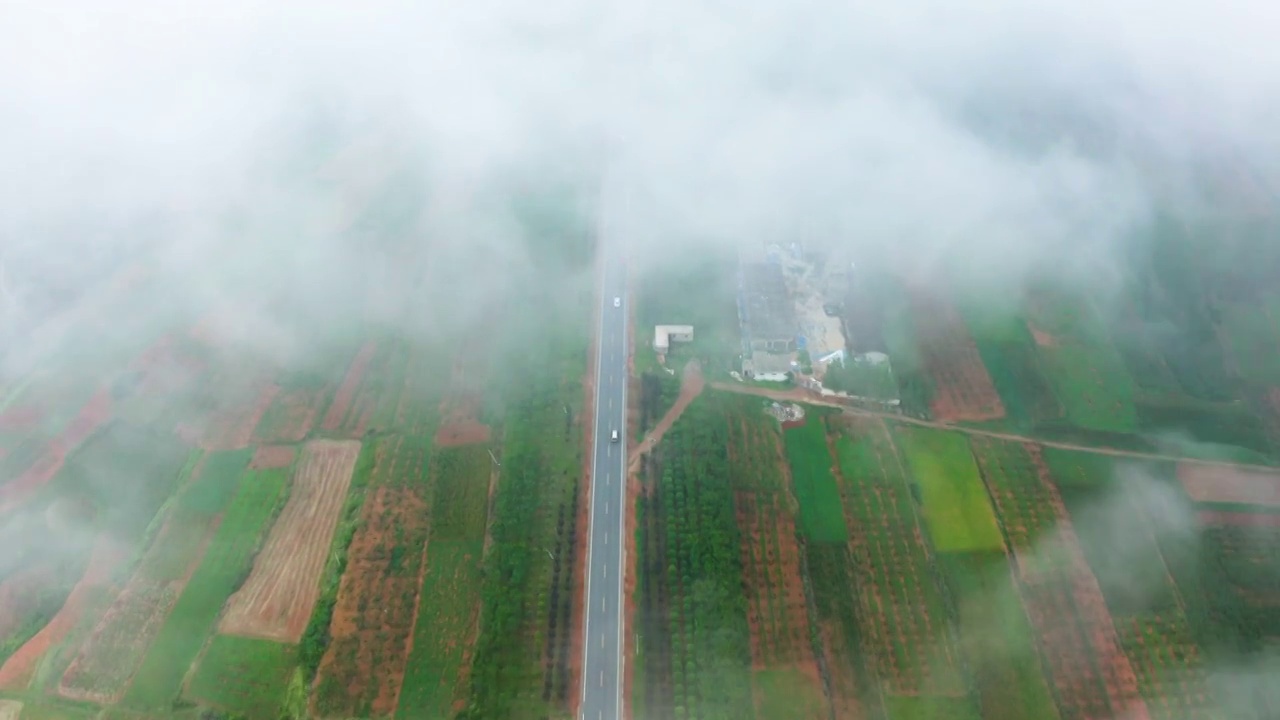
[{"xmin": 579, "ymin": 250, "xmax": 628, "ymax": 720}]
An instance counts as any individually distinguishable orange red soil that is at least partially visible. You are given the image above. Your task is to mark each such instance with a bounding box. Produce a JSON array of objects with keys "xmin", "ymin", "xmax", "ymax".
[
  {"xmin": 907, "ymin": 289, "xmax": 1005, "ymax": 422},
  {"xmin": 220, "ymin": 439, "xmax": 362, "ymax": 642},
  {"xmin": 315, "ymin": 484, "xmax": 429, "ymax": 716},
  {"xmin": 249, "ymin": 445, "xmax": 297, "ymax": 470},
  {"xmin": 0, "ymin": 538, "xmax": 129, "ymax": 691}
]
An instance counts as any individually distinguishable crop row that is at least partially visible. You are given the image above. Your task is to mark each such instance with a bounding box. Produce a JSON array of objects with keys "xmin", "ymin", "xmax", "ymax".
[
  {"xmin": 465, "ymin": 352, "xmax": 583, "ymax": 720},
  {"xmin": 649, "ymin": 399, "xmax": 752, "ymax": 720},
  {"xmin": 827, "ymin": 417, "xmax": 960, "ymax": 697}
]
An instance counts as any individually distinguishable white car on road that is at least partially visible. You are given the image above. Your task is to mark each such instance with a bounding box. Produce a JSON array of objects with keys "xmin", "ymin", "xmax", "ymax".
[{"xmin": 613, "ymin": 296, "xmax": 621, "ymax": 308}]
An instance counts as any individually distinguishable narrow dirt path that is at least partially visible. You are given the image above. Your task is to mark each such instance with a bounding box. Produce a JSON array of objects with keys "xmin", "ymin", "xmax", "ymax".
[
  {"xmin": 709, "ymin": 381, "xmax": 1278, "ymax": 473},
  {"xmin": 628, "ymin": 362, "xmax": 705, "ymax": 473}
]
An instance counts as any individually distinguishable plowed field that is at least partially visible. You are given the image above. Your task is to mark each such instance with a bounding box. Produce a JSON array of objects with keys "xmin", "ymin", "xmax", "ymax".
[
  {"xmin": 220, "ymin": 439, "xmax": 361, "ymax": 642},
  {"xmin": 1178, "ymin": 463, "xmax": 1280, "ymax": 507}
]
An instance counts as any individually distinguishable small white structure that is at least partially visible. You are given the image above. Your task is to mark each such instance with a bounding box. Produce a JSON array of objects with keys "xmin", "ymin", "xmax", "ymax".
[{"xmin": 653, "ymin": 325, "xmax": 694, "ymax": 354}]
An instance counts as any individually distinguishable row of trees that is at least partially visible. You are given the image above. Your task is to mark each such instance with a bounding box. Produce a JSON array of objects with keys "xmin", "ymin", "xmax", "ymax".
[{"xmin": 654, "ymin": 401, "xmax": 753, "ymax": 720}]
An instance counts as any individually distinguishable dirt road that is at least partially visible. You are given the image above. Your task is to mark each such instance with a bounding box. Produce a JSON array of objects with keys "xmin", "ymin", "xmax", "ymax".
[
  {"xmin": 628, "ymin": 362, "xmax": 705, "ymax": 473},
  {"xmin": 709, "ymin": 381, "xmax": 1277, "ymax": 473}
]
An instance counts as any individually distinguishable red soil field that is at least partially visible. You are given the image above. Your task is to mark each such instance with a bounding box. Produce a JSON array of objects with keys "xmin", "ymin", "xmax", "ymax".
[
  {"xmin": 249, "ymin": 445, "xmax": 297, "ymax": 470},
  {"xmin": 0, "ymin": 389, "xmax": 111, "ymax": 515},
  {"xmin": 1198, "ymin": 510, "xmax": 1280, "ymax": 528},
  {"xmin": 435, "ymin": 346, "xmax": 494, "ymax": 447},
  {"xmin": 316, "ymin": 483, "xmax": 429, "ymax": 716},
  {"xmin": 253, "ymin": 387, "xmax": 323, "ymax": 444},
  {"xmin": 434, "ymin": 397, "xmax": 491, "ymax": 447},
  {"xmin": 1024, "ymin": 447, "xmax": 1150, "ymax": 720},
  {"xmin": 322, "ymin": 342, "xmax": 377, "ymax": 432},
  {"xmin": 0, "ymin": 406, "xmax": 42, "ymax": 431},
  {"xmin": 1178, "ymin": 463, "xmax": 1280, "ymax": 507},
  {"xmin": 200, "ymin": 382, "xmax": 280, "ymax": 451},
  {"xmin": 220, "ymin": 439, "xmax": 362, "ymax": 642},
  {"xmin": 907, "ymin": 289, "xmax": 1005, "ymax": 422},
  {"xmin": 0, "ymin": 539, "xmax": 129, "ymax": 690}
]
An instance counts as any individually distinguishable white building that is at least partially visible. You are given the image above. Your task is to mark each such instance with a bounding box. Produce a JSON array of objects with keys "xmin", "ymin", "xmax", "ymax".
[{"xmin": 653, "ymin": 325, "xmax": 694, "ymax": 354}]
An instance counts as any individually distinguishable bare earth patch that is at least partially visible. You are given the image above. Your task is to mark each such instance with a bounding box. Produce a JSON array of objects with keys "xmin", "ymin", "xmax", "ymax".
[
  {"xmin": 907, "ymin": 289, "xmax": 1005, "ymax": 422},
  {"xmin": 315, "ymin": 484, "xmax": 429, "ymax": 717},
  {"xmin": 0, "ymin": 699, "xmax": 22, "ymax": 720},
  {"xmin": 220, "ymin": 439, "xmax": 362, "ymax": 642},
  {"xmin": 1178, "ymin": 463, "xmax": 1280, "ymax": 507},
  {"xmin": 250, "ymin": 445, "xmax": 297, "ymax": 470}
]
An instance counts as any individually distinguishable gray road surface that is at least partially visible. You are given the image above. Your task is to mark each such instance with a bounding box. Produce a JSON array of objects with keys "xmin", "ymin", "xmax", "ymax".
[{"xmin": 579, "ymin": 250, "xmax": 628, "ymax": 720}]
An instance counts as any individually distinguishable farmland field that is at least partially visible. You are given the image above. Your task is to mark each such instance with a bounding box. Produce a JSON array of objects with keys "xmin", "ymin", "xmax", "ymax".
[
  {"xmin": 394, "ymin": 444, "xmax": 491, "ymax": 720},
  {"xmin": 187, "ymin": 635, "xmax": 296, "ymax": 720},
  {"xmin": 1025, "ymin": 290, "xmax": 1138, "ymax": 433},
  {"xmin": 895, "ymin": 427, "xmax": 1003, "ymax": 552},
  {"xmin": 220, "ymin": 439, "xmax": 362, "ymax": 642},
  {"xmin": 313, "ymin": 435, "xmax": 433, "ymax": 718},
  {"xmin": 907, "ymin": 289, "xmax": 1006, "ymax": 422},
  {"xmin": 828, "ymin": 416, "xmax": 963, "ymax": 699},
  {"xmin": 56, "ymin": 450, "xmax": 251, "ymax": 704},
  {"xmin": 123, "ymin": 467, "xmax": 289, "ymax": 710}
]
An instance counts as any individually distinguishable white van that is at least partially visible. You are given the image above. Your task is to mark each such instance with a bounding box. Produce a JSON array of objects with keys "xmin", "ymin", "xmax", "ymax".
[{"xmin": 610, "ymin": 429, "xmax": 619, "ymax": 442}]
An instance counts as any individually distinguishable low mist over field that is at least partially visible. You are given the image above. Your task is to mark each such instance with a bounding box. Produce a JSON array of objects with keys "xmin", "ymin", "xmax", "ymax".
[
  {"xmin": 2, "ymin": 0, "xmax": 1278, "ymax": 362},
  {"xmin": 3, "ymin": 1, "xmax": 1280, "ymax": 718}
]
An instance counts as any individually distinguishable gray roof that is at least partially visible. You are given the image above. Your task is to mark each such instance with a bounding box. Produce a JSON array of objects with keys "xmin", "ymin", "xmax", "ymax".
[{"xmin": 738, "ymin": 263, "xmax": 797, "ymax": 341}]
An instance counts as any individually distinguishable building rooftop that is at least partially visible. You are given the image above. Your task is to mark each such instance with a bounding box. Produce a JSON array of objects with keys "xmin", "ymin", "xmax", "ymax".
[
  {"xmin": 738, "ymin": 263, "xmax": 798, "ymax": 341},
  {"xmin": 654, "ymin": 325, "xmax": 694, "ymax": 351}
]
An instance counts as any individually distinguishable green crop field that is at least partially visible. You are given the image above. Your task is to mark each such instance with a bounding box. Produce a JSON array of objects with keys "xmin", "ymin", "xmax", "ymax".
[
  {"xmin": 896, "ymin": 428, "xmax": 1003, "ymax": 552},
  {"xmin": 782, "ymin": 416, "xmax": 849, "ymax": 543},
  {"xmin": 123, "ymin": 468, "xmax": 289, "ymax": 710},
  {"xmin": 633, "ymin": 395, "xmax": 753, "ymax": 720},
  {"xmin": 1026, "ymin": 291, "xmax": 1138, "ymax": 433},
  {"xmin": 187, "ymin": 635, "xmax": 296, "ymax": 719},
  {"xmin": 936, "ymin": 551, "xmax": 1061, "ymax": 720},
  {"xmin": 830, "ymin": 416, "xmax": 962, "ymax": 698},
  {"xmin": 396, "ymin": 444, "xmax": 491, "ymax": 720}
]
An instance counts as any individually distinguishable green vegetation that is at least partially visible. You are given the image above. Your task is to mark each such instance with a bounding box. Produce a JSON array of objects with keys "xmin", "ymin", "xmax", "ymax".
[
  {"xmin": 782, "ymin": 416, "xmax": 849, "ymax": 543},
  {"xmin": 124, "ymin": 468, "xmax": 290, "ymax": 710},
  {"xmin": 935, "ymin": 551, "xmax": 1061, "ymax": 720},
  {"xmin": 879, "ymin": 277, "xmax": 934, "ymax": 417},
  {"xmin": 1221, "ymin": 294, "xmax": 1280, "ymax": 386},
  {"xmin": 635, "ymin": 251, "xmax": 741, "ymax": 373},
  {"xmin": 830, "ymin": 417, "xmax": 962, "ymax": 697},
  {"xmin": 187, "ymin": 635, "xmax": 296, "ymax": 720},
  {"xmin": 896, "ymin": 428, "xmax": 1003, "ymax": 552},
  {"xmin": 957, "ymin": 297, "xmax": 1062, "ymax": 431},
  {"xmin": 463, "ymin": 323, "xmax": 585, "ymax": 720},
  {"xmin": 883, "ymin": 696, "xmax": 983, "ymax": 720},
  {"xmin": 821, "ymin": 353, "xmax": 899, "ymax": 401},
  {"xmin": 1027, "ymin": 289, "xmax": 1138, "ymax": 433},
  {"xmin": 642, "ymin": 396, "xmax": 753, "ymax": 720},
  {"xmin": 397, "ymin": 444, "xmax": 491, "ymax": 720}
]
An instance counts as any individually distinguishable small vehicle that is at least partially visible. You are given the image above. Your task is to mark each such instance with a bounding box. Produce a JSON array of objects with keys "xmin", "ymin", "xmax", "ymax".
[
  {"xmin": 610, "ymin": 429, "xmax": 620, "ymax": 442},
  {"xmin": 613, "ymin": 296, "xmax": 621, "ymax": 308}
]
